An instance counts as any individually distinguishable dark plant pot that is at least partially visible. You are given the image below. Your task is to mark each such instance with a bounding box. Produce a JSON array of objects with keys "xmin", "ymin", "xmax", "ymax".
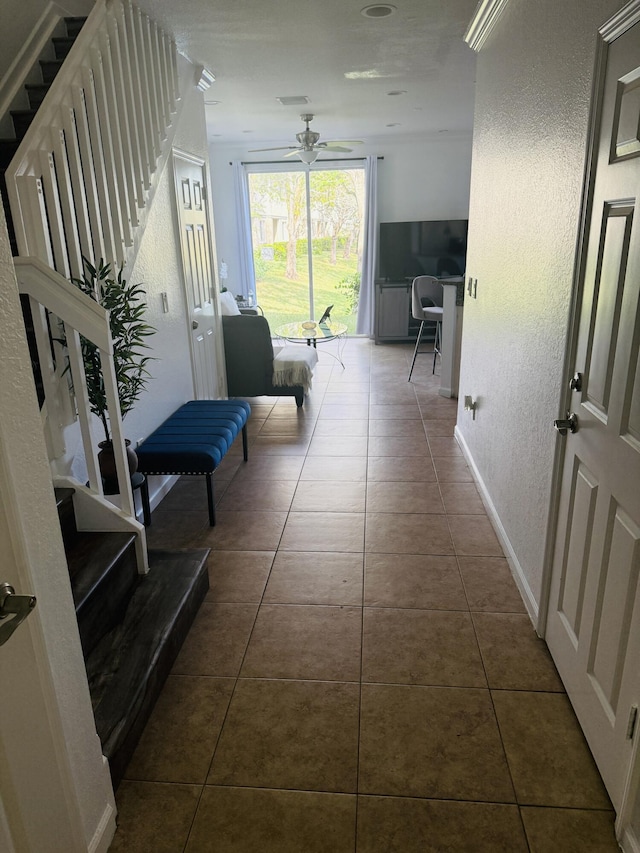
[{"xmin": 98, "ymin": 439, "xmax": 138, "ymax": 495}]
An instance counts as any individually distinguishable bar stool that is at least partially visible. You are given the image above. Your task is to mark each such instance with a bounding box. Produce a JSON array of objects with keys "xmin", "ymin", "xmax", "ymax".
[{"xmin": 407, "ymin": 275, "xmax": 443, "ymax": 381}]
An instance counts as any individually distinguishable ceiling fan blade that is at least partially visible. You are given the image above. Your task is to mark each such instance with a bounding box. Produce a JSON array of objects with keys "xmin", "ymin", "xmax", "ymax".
[
  {"xmin": 248, "ymin": 146, "xmax": 298, "ymax": 152},
  {"xmin": 318, "ymin": 139, "xmax": 364, "ymax": 148},
  {"xmin": 283, "ymin": 149, "xmax": 305, "ymax": 158},
  {"xmin": 319, "ymin": 145, "xmax": 353, "ymax": 153}
]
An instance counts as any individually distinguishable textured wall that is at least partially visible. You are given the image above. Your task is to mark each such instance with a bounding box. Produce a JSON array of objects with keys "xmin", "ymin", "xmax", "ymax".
[
  {"xmin": 208, "ymin": 134, "xmax": 473, "ymax": 294},
  {"xmin": 457, "ymin": 0, "xmax": 622, "ymax": 608},
  {"xmin": 123, "ymin": 71, "xmax": 214, "ymax": 448}
]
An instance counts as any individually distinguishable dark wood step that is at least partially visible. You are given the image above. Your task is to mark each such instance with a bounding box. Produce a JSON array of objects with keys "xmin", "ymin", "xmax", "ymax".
[
  {"xmin": 25, "ymin": 83, "xmax": 50, "ymax": 110},
  {"xmin": 85, "ymin": 548, "xmax": 210, "ymax": 787},
  {"xmin": 64, "ymin": 17, "xmax": 87, "ymax": 38},
  {"xmin": 10, "ymin": 110, "xmax": 37, "ymax": 139},
  {"xmin": 52, "ymin": 37, "xmax": 75, "ymax": 60},
  {"xmin": 55, "ymin": 487, "xmax": 78, "ymax": 551},
  {"xmin": 69, "ymin": 530, "xmax": 138, "ymax": 657},
  {"xmin": 0, "ymin": 139, "xmax": 19, "ymax": 168},
  {"xmin": 40, "ymin": 59, "xmax": 64, "ymax": 85}
]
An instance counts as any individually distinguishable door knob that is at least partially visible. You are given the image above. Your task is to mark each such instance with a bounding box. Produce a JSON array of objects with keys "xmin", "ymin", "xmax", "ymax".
[
  {"xmin": 192, "ymin": 320, "xmax": 199, "ymax": 329},
  {"xmin": 554, "ymin": 412, "xmax": 578, "ymax": 435},
  {"xmin": 0, "ymin": 582, "xmax": 37, "ymax": 646}
]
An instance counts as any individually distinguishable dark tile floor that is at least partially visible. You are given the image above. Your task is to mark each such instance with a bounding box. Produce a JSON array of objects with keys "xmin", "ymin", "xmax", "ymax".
[{"xmin": 109, "ymin": 339, "xmax": 620, "ymax": 852}]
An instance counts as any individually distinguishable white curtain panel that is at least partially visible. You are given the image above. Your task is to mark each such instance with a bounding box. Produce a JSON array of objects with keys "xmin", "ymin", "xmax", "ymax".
[
  {"xmin": 355, "ymin": 154, "xmax": 378, "ymax": 337},
  {"xmin": 232, "ymin": 161, "xmax": 256, "ymax": 299}
]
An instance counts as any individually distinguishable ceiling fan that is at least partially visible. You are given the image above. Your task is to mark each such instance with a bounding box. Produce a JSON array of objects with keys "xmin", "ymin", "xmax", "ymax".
[{"xmin": 249, "ymin": 114, "xmax": 363, "ymax": 164}]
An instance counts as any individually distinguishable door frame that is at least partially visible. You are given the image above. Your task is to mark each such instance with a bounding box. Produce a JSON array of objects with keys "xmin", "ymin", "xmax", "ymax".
[
  {"xmin": 171, "ymin": 148, "xmax": 225, "ymax": 399},
  {"xmin": 538, "ymin": 0, "xmax": 640, "ymax": 842}
]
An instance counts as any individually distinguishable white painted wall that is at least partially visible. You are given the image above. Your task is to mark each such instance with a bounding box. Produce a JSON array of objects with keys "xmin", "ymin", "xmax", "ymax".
[
  {"xmin": 122, "ymin": 68, "xmax": 212, "ymax": 448},
  {"xmin": 207, "ymin": 134, "xmax": 472, "ymax": 294},
  {"xmin": 456, "ymin": 0, "xmax": 623, "ymax": 612}
]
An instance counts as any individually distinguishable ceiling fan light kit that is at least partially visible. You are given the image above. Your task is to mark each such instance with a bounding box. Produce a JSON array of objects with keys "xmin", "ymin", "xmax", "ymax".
[{"xmin": 248, "ymin": 114, "xmax": 364, "ymax": 162}]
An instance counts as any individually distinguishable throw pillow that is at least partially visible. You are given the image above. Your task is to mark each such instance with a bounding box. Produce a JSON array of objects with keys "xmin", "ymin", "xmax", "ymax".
[{"xmin": 219, "ymin": 290, "xmax": 241, "ymax": 316}]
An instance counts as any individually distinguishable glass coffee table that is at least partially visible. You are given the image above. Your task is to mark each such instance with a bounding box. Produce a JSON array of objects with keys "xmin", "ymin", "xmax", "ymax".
[{"xmin": 274, "ymin": 320, "xmax": 348, "ymax": 366}]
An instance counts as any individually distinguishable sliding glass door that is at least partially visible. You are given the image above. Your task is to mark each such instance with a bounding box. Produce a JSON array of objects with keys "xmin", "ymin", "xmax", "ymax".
[{"xmin": 247, "ymin": 165, "xmax": 365, "ymax": 333}]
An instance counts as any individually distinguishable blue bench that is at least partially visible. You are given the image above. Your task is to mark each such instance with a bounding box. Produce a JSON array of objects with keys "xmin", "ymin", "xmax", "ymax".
[{"xmin": 136, "ymin": 400, "xmax": 251, "ymax": 526}]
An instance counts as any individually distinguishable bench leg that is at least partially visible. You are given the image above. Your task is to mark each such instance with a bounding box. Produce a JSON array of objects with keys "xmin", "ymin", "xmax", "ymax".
[
  {"xmin": 206, "ymin": 473, "xmax": 215, "ymax": 526},
  {"xmin": 242, "ymin": 424, "xmax": 248, "ymax": 461}
]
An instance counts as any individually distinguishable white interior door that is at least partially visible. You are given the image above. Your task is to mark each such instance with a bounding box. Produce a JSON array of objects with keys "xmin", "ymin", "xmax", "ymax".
[
  {"xmin": 173, "ymin": 151, "xmax": 219, "ymax": 399},
  {"xmin": 546, "ymin": 14, "xmax": 640, "ymax": 815}
]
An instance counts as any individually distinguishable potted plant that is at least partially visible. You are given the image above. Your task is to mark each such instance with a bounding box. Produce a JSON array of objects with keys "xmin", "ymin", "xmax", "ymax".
[{"xmin": 71, "ymin": 258, "xmax": 156, "ymax": 490}]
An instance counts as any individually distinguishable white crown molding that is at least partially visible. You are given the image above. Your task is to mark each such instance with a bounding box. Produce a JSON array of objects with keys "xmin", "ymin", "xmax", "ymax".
[
  {"xmin": 464, "ymin": 0, "xmax": 512, "ymax": 52},
  {"xmin": 600, "ymin": 0, "xmax": 640, "ymax": 42}
]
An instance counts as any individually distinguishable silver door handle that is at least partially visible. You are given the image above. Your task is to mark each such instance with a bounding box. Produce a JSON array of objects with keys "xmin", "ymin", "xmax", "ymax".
[
  {"xmin": 0, "ymin": 583, "xmax": 37, "ymax": 647},
  {"xmin": 554, "ymin": 412, "xmax": 578, "ymax": 435}
]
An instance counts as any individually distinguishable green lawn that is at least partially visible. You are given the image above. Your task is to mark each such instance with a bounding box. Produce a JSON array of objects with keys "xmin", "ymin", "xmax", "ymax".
[{"xmin": 255, "ymin": 244, "xmax": 360, "ymax": 333}]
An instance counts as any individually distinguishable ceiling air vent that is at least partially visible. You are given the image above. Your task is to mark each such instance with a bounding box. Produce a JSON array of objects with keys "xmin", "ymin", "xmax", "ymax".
[{"xmin": 276, "ymin": 96, "xmax": 310, "ymax": 106}]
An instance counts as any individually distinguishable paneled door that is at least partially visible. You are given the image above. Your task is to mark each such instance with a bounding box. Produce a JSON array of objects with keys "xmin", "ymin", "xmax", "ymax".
[
  {"xmin": 173, "ymin": 151, "xmax": 218, "ymax": 399},
  {"xmin": 546, "ymin": 15, "xmax": 640, "ymax": 814}
]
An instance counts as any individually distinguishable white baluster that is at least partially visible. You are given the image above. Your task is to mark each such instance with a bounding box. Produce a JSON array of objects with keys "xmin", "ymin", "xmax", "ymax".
[{"xmin": 50, "ymin": 123, "xmax": 84, "ymax": 279}]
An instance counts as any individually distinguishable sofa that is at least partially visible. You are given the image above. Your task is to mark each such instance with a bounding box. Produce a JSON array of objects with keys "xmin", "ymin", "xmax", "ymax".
[{"xmin": 221, "ymin": 313, "xmax": 317, "ymax": 407}]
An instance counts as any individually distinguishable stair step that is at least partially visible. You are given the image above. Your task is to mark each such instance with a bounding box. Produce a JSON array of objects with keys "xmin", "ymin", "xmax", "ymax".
[
  {"xmin": 11, "ymin": 110, "xmax": 37, "ymax": 138},
  {"xmin": 25, "ymin": 83, "xmax": 50, "ymax": 110},
  {"xmin": 64, "ymin": 17, "xmax": 87, "ymax": 38},
  {"xmin": 85, "ymin": 548, "xmax": 210, "ymax": 787},
  {"xmin": 69, "ymin": 530, "xmax": 138, "ymax": 657},
  {"xmin": 55, "ymin": 487, "xmax": 78, "ymax": 551},
  {"xmin": 52, "ymin": 37, "xmax": 76, "ymax": 60},
  {"xmin": 39, "ymin": 59, "xmax": 64, "ymax": 85},
  {"xmin": 0, "ymin": 139, "xmax": 20, "ymax": 167}
]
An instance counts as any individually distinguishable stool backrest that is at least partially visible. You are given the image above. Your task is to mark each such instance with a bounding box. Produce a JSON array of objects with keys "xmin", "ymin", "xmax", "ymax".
[{"xmin": 411, "ymin": 276, "xmax": 442, "ymax": 321}]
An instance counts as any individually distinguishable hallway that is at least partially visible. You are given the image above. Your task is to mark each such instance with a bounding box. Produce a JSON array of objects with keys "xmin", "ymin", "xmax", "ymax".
[{"xmin": 109, "ymin": 339, "xmax": 619, "ymax": 852}]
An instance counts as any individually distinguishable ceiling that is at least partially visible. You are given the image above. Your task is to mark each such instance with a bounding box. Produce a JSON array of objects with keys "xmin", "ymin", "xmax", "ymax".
[{"xmin": 140, "ymin": 0, "xmax": 479, "ymax": 149}]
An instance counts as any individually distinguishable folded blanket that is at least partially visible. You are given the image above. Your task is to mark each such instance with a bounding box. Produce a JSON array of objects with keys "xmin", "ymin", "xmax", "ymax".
[{"xmin": 273, "ymin": 345, "xmax": 318, "ymax": 393}]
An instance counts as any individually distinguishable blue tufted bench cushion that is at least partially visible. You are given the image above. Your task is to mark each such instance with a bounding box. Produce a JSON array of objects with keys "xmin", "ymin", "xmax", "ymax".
[{"xmin": 136, "ymin": 400, "xmax": 251, "ymax": 525}]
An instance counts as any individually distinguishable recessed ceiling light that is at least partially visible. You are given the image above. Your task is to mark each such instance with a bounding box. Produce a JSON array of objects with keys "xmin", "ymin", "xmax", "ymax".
[
  {"xmin": 386, "ymin": 122, "xmax": 401, "ymax": 127},
  {"xmin": 276, "ymin": 96, "xmax": 310, "ymax": 106},
  {"xmin": 242, "ymin": 130, "xmax": 253, "ymax": 133},
  {"xmin": 204, "ymin": 100, "xmax": 220, "ymax": 105},
  {"xmin": 361, "ymin": 4, "xmax": 396, "ymax": 18},
  {"xmin": 387, "ymin": 90, "xmax": 407, "ymax": 96}
]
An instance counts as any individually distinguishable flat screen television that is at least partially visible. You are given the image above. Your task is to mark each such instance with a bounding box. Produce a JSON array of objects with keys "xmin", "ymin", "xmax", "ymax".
[{"xmin": 378, "ymin": 219, "xmax": 468, "ymax": 280}]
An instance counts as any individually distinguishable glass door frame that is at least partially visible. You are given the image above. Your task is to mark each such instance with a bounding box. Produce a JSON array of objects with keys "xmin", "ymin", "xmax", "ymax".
[{"xmin": 244, "ymin": 160, "xmax": 365, "ymax": 325}]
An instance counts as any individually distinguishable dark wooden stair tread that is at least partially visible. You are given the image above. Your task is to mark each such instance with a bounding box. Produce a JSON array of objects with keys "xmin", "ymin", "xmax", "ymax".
[
  {"xmin": 66, "ymin": 529, "xmax": 136, "ymax": 588},
  {"xmin": 85, "ymin": 548, "xmax": 210, "ymax": 786},
  {"xmin": 52, "ymin": 37, "xmax": 76, "ymax": 59}
]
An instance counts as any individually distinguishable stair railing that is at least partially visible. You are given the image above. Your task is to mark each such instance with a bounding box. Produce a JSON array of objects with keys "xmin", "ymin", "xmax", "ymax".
[
  {"xmin": 5, "ymin": 0, "xmax": 179, "ymax": 281},
  {"xmin": 14, "ymin": 256, "xmax": 148, "ymax": 572}
]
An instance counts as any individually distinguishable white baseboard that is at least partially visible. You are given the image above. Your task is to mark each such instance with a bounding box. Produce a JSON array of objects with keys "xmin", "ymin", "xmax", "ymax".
[{"xmin": 454, "ymin": 425, "xmax": 539, "ymax": 627}]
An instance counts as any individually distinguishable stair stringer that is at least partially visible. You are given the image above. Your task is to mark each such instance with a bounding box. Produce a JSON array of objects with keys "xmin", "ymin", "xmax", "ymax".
[{"xmin": 54, "ymin": 475, "xmax": 149, "ymax": 573}]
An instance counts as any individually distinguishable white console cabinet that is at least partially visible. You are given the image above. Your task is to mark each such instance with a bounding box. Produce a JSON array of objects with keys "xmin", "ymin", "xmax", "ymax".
[{"xmin": 374, "ymin": 281, "xmax": 414, "ymax": 343}]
